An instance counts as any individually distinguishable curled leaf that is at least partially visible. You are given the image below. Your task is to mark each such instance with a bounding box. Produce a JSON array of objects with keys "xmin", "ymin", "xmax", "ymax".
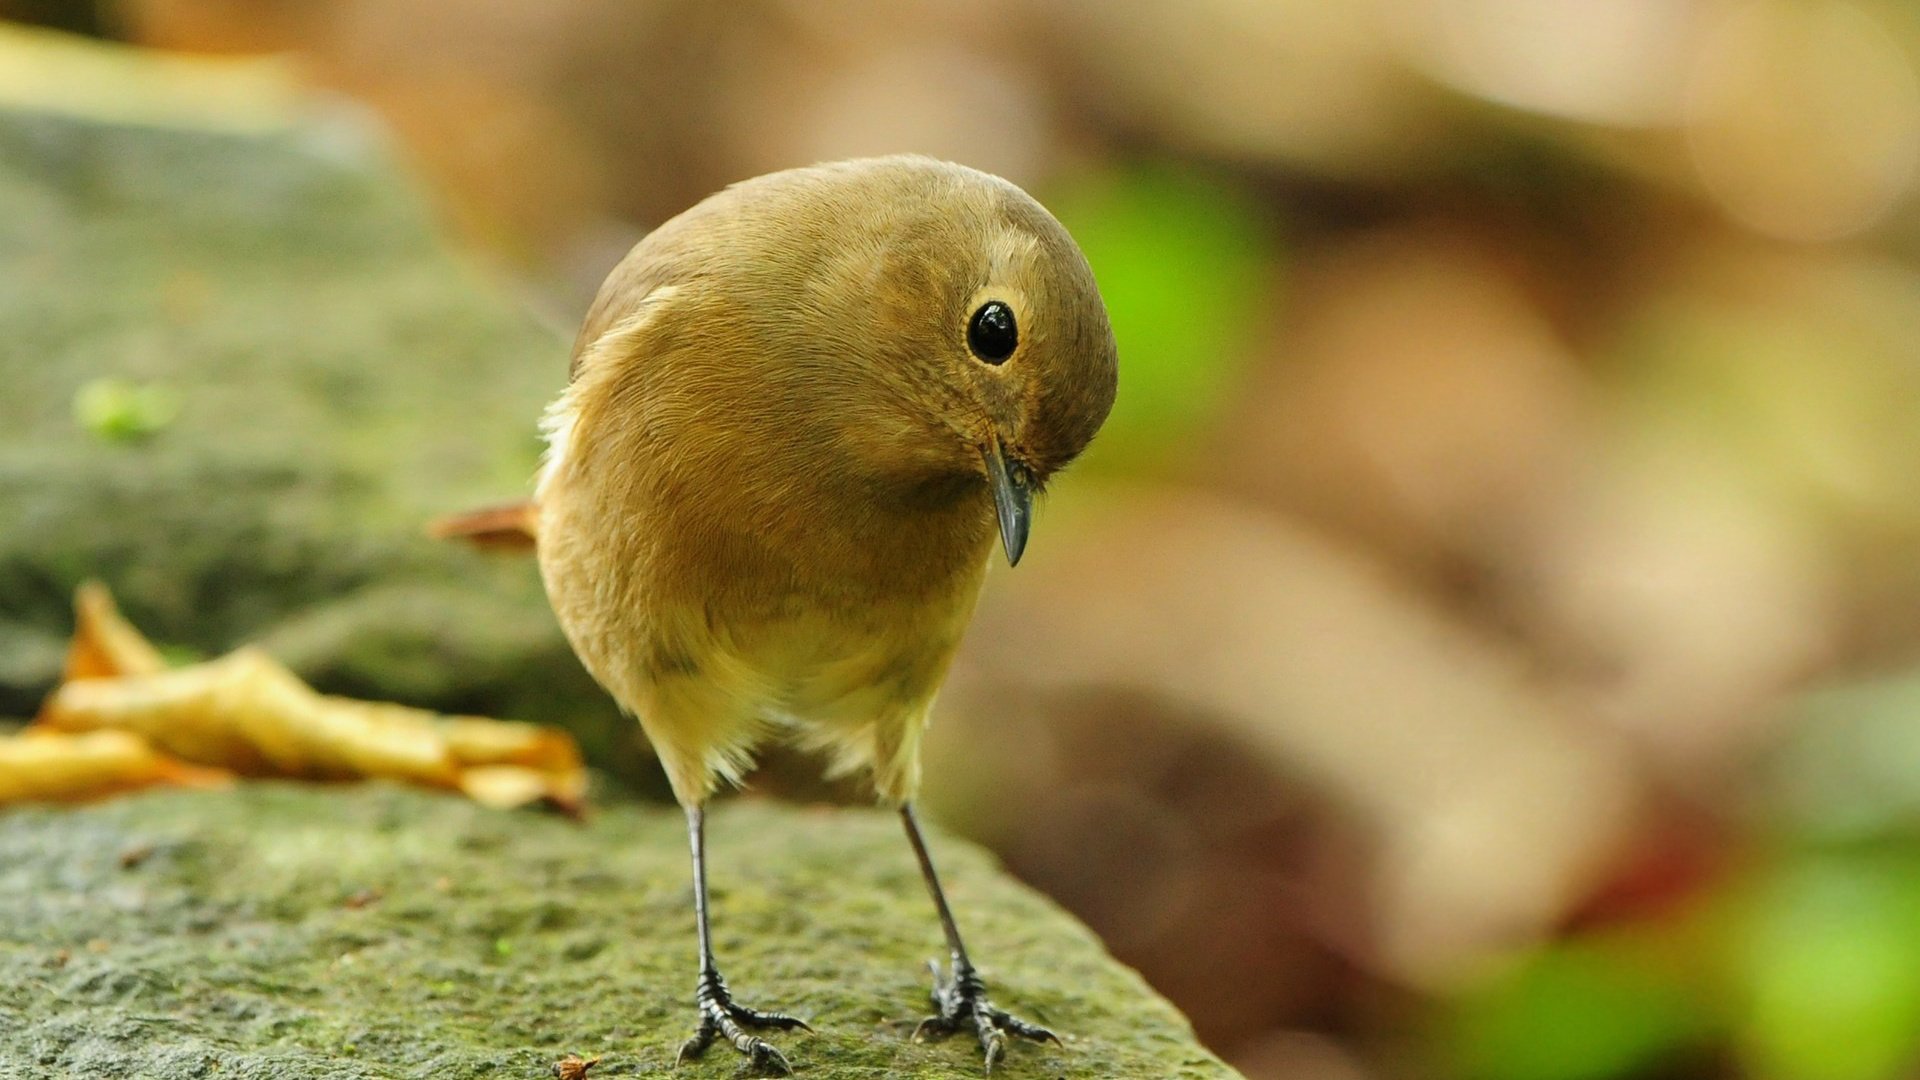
[
  {"xmin": 43, "ymin": 648, "xmax": 459, "ymax": 786},
  {"xmin": 18, "ymin": 583, "xmax": 590, "ymax": 812},
  {"xmin": 438, "ymin": 716, "xmax": 582, "ymax": 774},
  {"xmin": 63, "ymin": 580, "xmax": 167, "ymax": 682},
  {"xmin": 0, "ymin": 729, "xmax": 228, "ymax": 804},
  {"xmin": 460, "ymin": 764, "xmax": 587, "ymax": 818}
]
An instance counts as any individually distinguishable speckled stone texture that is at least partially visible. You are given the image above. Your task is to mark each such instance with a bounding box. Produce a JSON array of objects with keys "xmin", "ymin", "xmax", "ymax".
[{"xmin": 0, "ymin": 784, "xmax": 1237, "ymax": 1078}]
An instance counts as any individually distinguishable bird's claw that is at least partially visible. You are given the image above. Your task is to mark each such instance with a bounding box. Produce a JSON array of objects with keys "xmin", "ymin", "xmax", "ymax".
[
  {"xmin": 675, "ymin": 968, "xmax": 809, "ymax": 1075},
  {"xmin": 912, "ymin": 956, "xmax": 1059, "ymax": 1073}
]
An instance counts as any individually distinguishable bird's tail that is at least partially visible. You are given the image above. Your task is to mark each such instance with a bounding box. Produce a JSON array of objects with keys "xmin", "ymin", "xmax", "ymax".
[{"xmin": 427, "ymin": 500, "xmax": 539, "ymax": 552}]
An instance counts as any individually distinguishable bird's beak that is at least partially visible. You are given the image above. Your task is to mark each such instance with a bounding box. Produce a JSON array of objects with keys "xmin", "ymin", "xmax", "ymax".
[{"xmin": 983, "ymin": 441, "xmax": 1033, "ymax": 567}]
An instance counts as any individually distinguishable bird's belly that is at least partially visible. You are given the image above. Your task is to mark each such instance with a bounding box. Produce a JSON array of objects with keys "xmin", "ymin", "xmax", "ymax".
[{"xmin": 733, "ymin": 602, "xmax": 969, "ymax": 730}]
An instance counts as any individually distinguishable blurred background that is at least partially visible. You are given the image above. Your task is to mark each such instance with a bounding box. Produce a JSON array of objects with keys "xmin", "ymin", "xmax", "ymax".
[{"xmin": 9, "ymin": 1, "xmax": 1920, "ymax": 1077}]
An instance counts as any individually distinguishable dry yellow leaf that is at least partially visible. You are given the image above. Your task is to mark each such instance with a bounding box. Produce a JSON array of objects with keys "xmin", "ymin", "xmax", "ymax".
[
  {"xmin": 438, "ymin": 716, "xmax": 582, "ymax": 774},
  {"xmin": 22, "ymin": 583, "xmax": 590, "ymax": 812},
  {"xmin": 0, "ymin": 728, "xmax": 228, "ymax": 804},
  {"xmin": 459, "ymin": 764, "xmax": 586, "ymax": 818},
  {"xmin": 62, "ymin": 580, "xmax": 167, "ymax": 682},
  {"xmin": 44, "ymin": 648, "xmax": 461, "ymax": 786}
]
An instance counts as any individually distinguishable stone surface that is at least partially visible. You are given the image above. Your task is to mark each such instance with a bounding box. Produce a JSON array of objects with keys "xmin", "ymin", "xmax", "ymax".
[
  {"xmin": 0, "ymin": 33, "xmax": 649, "ymax": 785},
  {"xmin": 0, "ymin": 784, "xmax": 1236, "ymax": 1078}
]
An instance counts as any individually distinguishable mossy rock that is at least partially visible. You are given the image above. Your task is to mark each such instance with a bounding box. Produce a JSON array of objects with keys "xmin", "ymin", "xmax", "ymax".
[
  {"xmin": 0, "ymin": 784, "xmax": 1236, "ymax": 1078},
  {"xmin": 0, "ymin": 30, "xmax": 651, "ymax": 787}
]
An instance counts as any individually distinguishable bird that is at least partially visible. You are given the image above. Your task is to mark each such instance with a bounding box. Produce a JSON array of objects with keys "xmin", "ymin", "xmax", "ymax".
[{"xmin": 454, "ymin": 155, "xmax": 1117, "ymax": 1073}]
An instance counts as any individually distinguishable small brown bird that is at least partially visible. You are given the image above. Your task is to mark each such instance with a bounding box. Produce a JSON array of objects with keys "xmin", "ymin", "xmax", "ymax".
[{"xmin": 510, "ymin": 155, "xmax": 1115, "ymax": 1072}]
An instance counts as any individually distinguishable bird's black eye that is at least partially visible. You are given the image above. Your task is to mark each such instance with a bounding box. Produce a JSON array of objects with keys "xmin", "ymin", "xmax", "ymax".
[{"xmin": 967, "ymin": 300, "xmax": 1018, "ymax": 364}]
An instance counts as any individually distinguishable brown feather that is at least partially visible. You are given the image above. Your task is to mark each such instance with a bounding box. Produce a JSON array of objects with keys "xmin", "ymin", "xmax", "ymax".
[{"xmin": 536, "ymin": 155, "xmax": 1116, "ymax": 806}]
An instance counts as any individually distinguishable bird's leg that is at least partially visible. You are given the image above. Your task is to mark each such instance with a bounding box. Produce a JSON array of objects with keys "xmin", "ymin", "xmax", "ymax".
[
  {"xmin": 675, "ymin": 804, "xmax": 811, "ymax": 1075},
  {"xmin": 900, "ymin": 803, "xmax": 1060, "ymax": 1072}
]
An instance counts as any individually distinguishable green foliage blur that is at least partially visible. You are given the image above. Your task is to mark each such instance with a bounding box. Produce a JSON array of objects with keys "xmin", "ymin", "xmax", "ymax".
[{"xmin": 1041, "ymin": 164, "xmax": 1275, "ymax": 477}]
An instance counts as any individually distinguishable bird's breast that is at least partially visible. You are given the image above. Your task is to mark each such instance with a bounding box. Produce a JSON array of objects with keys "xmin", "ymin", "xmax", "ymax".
[
  {"xmin": 538, "ymin": 331, "xmax": 1002, "ymax": 731},
  {"xmin": 539, "ymin": 433, "xmax": 994, "ymax": 727}
]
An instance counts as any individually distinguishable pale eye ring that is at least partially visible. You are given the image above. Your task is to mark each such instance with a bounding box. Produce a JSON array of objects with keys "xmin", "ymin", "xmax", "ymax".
[{"xmin": 967, "ymin": 300, "xmax": 1018, "ymax": 364}]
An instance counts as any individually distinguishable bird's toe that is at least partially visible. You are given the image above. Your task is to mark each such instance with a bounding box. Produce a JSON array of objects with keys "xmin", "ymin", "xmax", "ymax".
[
  {"xmin": 745, "ymin": 1037, "xmax": 794, "ymax": 1076},
  {"xmin": 682, "ymin": 975, "xmax": 808, "ymax": 1074},
  {"xmin": 725, "ymin": 1002, "xmax": 813, "ymax": 1033},
  {"xmin": 908, "ymin": 958, "xmax": 1058, "ymax": 1072}
]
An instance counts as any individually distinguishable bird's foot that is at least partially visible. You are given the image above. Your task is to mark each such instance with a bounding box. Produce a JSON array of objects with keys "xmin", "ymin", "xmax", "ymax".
[
  {"xmin": 910, "ymin": 956, "xmax": 1059, "ymax": 1073},
  {"xmin": 675, "ymin": 967, "xmax": 811, "ymax": 1075}
]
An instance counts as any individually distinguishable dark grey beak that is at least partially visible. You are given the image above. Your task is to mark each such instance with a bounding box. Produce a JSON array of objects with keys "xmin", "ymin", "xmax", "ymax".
[{"xmin": 984, "ymin": 443, "xmax": 1033, "ymax": 567}]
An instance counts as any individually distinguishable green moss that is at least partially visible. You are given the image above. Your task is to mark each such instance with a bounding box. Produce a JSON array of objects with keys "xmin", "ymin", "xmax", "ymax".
[
  {"xmin": 0, "ymin": 784, "xmax": 1237, "ymax": 1078},
  {"xmin": 0, "ymin": 88, "xmax": 652, "ymax": 787}
]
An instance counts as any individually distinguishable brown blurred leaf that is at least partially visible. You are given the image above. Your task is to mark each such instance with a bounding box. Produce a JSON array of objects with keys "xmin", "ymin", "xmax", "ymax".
[
  {"xmin": 551, "ymin": 1053, "xmax": 600, "ymax": 1080},
  {"xmin": 427, "ymin": 500, "xmax": 539, "ymax": 552}
]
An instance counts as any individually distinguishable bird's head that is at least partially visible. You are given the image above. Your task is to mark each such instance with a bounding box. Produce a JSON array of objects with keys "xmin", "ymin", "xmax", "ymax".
[{"xmin": 825, "ymin": 159, "xmax": 1118, "ymax": 567}]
